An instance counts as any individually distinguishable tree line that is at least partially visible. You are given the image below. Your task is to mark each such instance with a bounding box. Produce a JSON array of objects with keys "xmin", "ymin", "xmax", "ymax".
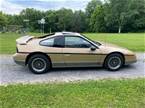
[{"xmin": 0, "ymin": 0, "xmax": 145, "ymax": 33}]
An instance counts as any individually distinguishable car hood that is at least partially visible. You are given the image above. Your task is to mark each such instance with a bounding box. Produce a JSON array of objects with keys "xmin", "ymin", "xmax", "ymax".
[{"xmin": 98, "ymin": 41, "xmax": 134, "ymax": 55}]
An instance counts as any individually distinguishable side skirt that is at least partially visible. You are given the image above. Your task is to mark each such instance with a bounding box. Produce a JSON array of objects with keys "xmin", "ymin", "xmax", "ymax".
[{"xmin": 52, "ymin": 62, "xmax": 103, "ymax": 68}]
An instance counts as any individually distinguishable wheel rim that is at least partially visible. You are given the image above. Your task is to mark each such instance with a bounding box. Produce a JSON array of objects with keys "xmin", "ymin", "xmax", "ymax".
[
  {"xmin": 108, "ymin": 56, "xmax": 122, "ymax": 70},
  {"xmin": 31, "ymin": 58, "xmax": 46, "ymax": 73}
]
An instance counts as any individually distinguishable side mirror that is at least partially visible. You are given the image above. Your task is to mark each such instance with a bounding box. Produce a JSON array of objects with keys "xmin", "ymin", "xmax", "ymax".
[{"xmin": 90, "ymin": 46, "xmax": 96, "ymax": 51}]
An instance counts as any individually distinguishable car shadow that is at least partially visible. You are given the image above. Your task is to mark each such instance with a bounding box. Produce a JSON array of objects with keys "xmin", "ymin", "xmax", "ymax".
[
  {"xmin": 19, "ymin": 64, "xmax": 136, "ymax": 74},
  {"xmin": 50, "ymin": 65, "xmax": 134, "ymax": 73}
]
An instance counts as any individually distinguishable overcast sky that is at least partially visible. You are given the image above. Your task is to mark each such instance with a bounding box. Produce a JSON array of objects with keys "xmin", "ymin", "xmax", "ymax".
[{"xmin": 0, "ymin": 0, "xmax": 92, "ymax": 15}]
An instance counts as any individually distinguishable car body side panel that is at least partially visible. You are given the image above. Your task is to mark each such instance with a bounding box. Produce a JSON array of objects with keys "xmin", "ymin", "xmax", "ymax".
[
  {"xmin": 47, "ymin": 53, "xmax": 65, "ymax": 67},
  {"xmin": 62, "ymin": 48, "xmax": 105, "ymax": 67},
  {"xmin": 38, "ymin": 47, "xmax": 64, "ymax": 67}
]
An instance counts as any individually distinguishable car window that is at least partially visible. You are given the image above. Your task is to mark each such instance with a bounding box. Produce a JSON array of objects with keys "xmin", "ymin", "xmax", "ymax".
[
  {"xmin": 65, "ymin": 36, "xmax": 92, "ymax": 48},
  {"xmin": 40, "ymin": 38, "xmax": 54, "ymax": 47},
  {"xmin": 40, "ymin": 36, "xmax": 64, "ymax": 47},
  {"xmin": 53, "ymin": 36, "xmax": 64, "ymax": 47}
]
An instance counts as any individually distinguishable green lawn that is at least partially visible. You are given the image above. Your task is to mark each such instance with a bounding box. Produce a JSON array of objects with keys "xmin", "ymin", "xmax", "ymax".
[
  {"xmin": 0, "ymin": 33, "xmax": 41, "ymax": 54},
  {"xmin": 0, "ymin": 32, "xmax": 144, "ymax": 54},
  {"xmin": 85, "ymin": 33, "xmax": 145, "ymax": 52},
  {"xmin": 0, "ymin": 79, "xmax": 145, "ymax": 108}
]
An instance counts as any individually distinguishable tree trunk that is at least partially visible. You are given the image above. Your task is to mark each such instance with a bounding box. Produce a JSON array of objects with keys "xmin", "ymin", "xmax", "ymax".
[{"xmin": 118, "ymin": 26, "xmax": 121, "ymax": 33}]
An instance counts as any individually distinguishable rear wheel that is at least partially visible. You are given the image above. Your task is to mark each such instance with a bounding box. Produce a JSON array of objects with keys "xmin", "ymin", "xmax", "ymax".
[
  {"xmin": 104, "ymin": 53, "xmax": 124, "ymax": 71},
  {"xmin": 28, "ymin": 54, "xmax": 51, "ymax": 74}
]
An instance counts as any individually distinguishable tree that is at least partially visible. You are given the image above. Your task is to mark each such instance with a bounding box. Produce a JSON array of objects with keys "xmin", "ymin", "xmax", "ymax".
[
  {"xmin": 0, "ymin": 12, "xmax": 7, "ymax": 26},
  {"xmin": 104, "ymin": 0, "xmax": 130, "ymax": 33},
  {"xmin": 44, "ymin": 10, "xmax": 57, "ymax": 32},
  {"xmin": 86, "ymin": 0, "xmax": 102, "ymax": 18},
  {"xmin": 90, "ymin": 6, "xmax": 106, "ymax": 32},
  {"xmin": 7, "ymin": 14, "xmax": 23, "ymax": 26},
  {"xmin": 85, "ymin": 0, "xmax": 102, "ymax": 31},
  {"xmin": 71, "ymin": 10, "xmax": 87, "ymax": 32},
  {"xmin": 104, "ymin": 0, "xmax": 145, "ymax": 33},
  {"xmin": 55, "ymin": 8, "xmax": 74, "ymax": 31},
  {"xmin": 2, "ymin": 0, "xmax": 145, "ymax": 33},
  {"xmin": 20, "ymin": 8, "xmax": 44, "ymax": 32},
  {"xmin": 127, "ymin": 0, "xmax": 145, "ymax": 32}
]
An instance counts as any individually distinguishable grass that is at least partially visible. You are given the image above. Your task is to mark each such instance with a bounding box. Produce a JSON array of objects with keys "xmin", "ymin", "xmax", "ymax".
[
  {"xmin": 0, "ymin": 78, "xmax": 145, "ymax": 108},
  {"xmin": 0, "ymin": 32, "xmax": 144, "ymax": 54},
  {"xmin": 85, "ymin": 33, "xmax": 145, "ymax": 52},
  {"xmin": 0, "ymin": 32, "xmax": 41, "ymax": 54}
]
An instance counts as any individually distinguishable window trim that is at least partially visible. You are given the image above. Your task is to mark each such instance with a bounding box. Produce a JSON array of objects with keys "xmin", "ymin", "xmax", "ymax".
[{"xmin": 39, "ymin": 35, "xmax": 99, "ymax": 49}]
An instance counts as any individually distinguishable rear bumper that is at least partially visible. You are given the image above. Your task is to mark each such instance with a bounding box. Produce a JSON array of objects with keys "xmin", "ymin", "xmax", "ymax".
[{"xmin": 13, "ymin": 53, "xmax": 28, "ymax": 66}]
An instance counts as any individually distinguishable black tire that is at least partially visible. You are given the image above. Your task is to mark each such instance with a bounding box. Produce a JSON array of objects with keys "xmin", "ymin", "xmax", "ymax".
[
  {"xmin": 104, "ymin": 53, "xmax": 124, "ymax": 71},
  {"xmin": 28, "ymin": 54, "xmax": 51, "ymax": 74}
]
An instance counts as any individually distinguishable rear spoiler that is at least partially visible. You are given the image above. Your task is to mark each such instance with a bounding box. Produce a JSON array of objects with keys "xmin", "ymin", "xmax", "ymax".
[{"xmin": 16, "ymin": 35, "xmax": 34, "ymax": 45}]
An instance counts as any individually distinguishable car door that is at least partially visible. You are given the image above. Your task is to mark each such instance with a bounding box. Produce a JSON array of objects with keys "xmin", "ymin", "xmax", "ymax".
[
  {"xmin": 39, "ymin": 36, "xmax": 65, "ymax": 67},
  {"xmin": 63, "ymin": 35, "xmax": 102, "ymax": 67}
]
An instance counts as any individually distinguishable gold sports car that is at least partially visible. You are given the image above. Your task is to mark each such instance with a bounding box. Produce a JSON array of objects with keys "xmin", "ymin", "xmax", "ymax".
[{"xmin": 13, "ymin": 32, "xmax": 137, "ymax": 74}]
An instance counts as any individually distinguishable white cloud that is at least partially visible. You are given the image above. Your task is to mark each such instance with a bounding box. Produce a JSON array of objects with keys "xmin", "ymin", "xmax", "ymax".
[{"xmin": 0, "ymin": 0, "xmax": 24, "ymax": 14}]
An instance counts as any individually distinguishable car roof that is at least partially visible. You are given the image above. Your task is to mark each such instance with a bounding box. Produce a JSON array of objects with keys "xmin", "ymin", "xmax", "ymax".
[{"xmin": 55, "ymin": 32, "xmax": 81, "ymax": 36}]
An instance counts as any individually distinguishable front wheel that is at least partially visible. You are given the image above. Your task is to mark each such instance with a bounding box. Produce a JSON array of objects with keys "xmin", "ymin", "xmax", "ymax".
[
  {"xmin": 28, "ymin": 54, "xmax": 51, "ymax": 74},
  {"xmin": 104, "ymin": 53, "xmax": 124, "ymax": 71}
]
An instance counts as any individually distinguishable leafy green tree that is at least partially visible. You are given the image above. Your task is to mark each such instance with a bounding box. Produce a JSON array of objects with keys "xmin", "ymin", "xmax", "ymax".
[
  {"xmin": 20, "ymin": 8, "xmax": 44, "ymax": 32},
  {"xmin": 55, "ymin": 8, "xmax": 74, "ymax": 31},
  {"xmin": 90, "ymin": 6, "xmax": 106, "ymax": 32},
  {"xmin": 104, "ymin": 0, "xmax": 145, "ymax": 33},
  {"xmin": 88, "ymin": 0, "xmax": 145, "ymax": 33},
  {"xmin": 126, "ymin": 0, "xmax": 145, "ymax": 32},
  {"xmin": 85, "ymin": 0, "xmax": 102, "ymax": 31},
  {"xmin": 86, "ymin": 0, "xmax": 102, "ymax": 18},
  {"xmin": 7, "ymin": 14, "xmax": 23, "ymax": 26},
  {"xmin": 71, "ymin": 10, "xmax": 87, "ymax": 32},
  {"xmin": 2, "ymin": 0, "xmax": 145, "ymax": 33},
  {"xmin": 0, "ymin": 12, "xmax": 7, "ymax": 26},
  {"xmin": 104, "ymin": 0, "xmax": 131, "ymax": 33},
  {"xmin": 44, "ymin": 10, "xmax": 58, "ymax": 32}
]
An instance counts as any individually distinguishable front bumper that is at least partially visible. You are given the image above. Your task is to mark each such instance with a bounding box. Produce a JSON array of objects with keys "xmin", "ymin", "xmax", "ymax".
[
  {"xmin": 13, "ymin": 53, "xmax": 28, "ymax": 66},
  {"xmin": 125, "ymin": 54, "xmax": 137, "ymax": 65}
]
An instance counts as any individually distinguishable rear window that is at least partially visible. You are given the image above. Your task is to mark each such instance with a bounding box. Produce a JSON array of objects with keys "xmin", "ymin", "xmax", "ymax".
[
  {"xmin": 40, "ymin": 36, "xmax": 64, "ymax": 47},
  {"xmin": 40, "ymin": 38, "xmax": 54, "ymax": 47}
]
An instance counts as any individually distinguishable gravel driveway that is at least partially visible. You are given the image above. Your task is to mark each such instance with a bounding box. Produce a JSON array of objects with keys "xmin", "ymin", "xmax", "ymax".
[{"xmin": 0, "ymin": 53, "xmax": 145, "ymax": 85}]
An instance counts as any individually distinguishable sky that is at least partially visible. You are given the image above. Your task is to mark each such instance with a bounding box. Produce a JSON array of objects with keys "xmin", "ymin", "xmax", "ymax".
[{"xmin": 0, "ymin": 0, "xmax": 92, "ymax": 15}]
